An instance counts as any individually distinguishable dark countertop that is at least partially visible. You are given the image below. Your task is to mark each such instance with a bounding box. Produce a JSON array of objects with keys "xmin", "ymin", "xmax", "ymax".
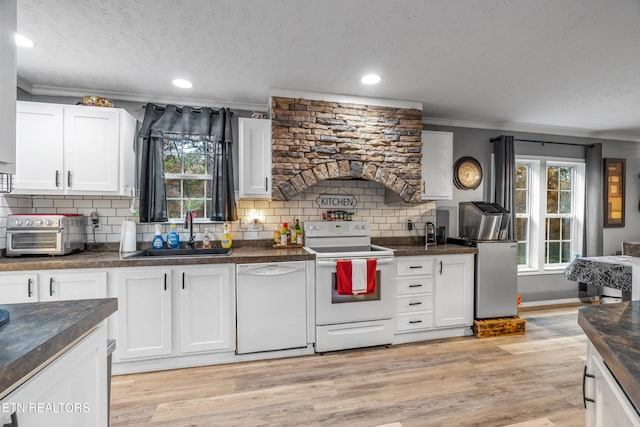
[
  {"xmin": 390, "ymin": 244, "xmax": 477, "ymax": 256},
  {"xmin": 578, "ymin": 301, "xmax": 640, "ymax": 413},
  {"xmin": 0, "ymin": 243, "xmax": 475, "ymax": 272},
  {"xmin": 0, "ymin": 298, "xmax": 117, "ymax": 399}
]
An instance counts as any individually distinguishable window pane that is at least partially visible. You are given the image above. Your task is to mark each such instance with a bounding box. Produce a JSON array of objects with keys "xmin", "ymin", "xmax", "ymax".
[
  {"xmin": 516, "ymin": 189, "xmax": 527, "ymax": 214},
  {"xmin": 183, "ymin": 145, "xmax": 206, "ymax": 174},
  {"xmin": 185, "ymin": 199, "xmax": 205, "ymax": 218},
  {"xmin": 515, "ymin": 164, "xmax": 528, "ymax": 189},
  {"xmin": 167, "ymin": 200, "xmax": 181, "ymax": 219},
  {"xmin": 547, "ymin": 218, "xmax": 560, "ymax": 240},
  {"xmin": 561, "ymin": 242, "xmax": 571, "ymax": 263},
  {"xmin": 547, "ymin": 191, "xmax": 558, "ymax": 214},
  {"xmin": 547, "ymin": 166, "xmax": 558, "ymax": 191},
  {"xmin": 559, "ymin": 167, "xmax": 572, "ymax": 190},
  {"xmin": 166, "ymin": 179, "xmax": 181, "ymax": 198},
  {"xmin": 518, "ymin": 243, "xmax": 527, "ymax": 265},
  {"xmin": 546, "ymin": 242, "xmax": 560, "ymax": 264},
  {"xmin": 516, "ymin": 218, "xmax": 527, "ymax": 241},
  {"xmin": 559, "ymin": 191, "xmax": 572, "ymax": 214},
  {"xmin": 164, "ymin": 140, "xmax": 182, "ymax": 174},
  {"xmin": 183, "ymin": 179, "xmax": 205, "ymax": 199},
  {"xmin": 562, "ymin": 218, "xmax": 572, "ymax": 240}
]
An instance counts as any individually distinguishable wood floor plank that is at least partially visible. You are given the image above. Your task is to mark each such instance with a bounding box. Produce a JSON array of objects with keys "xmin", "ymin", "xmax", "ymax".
[{"xmin": 111, "ymin": 304, "xmax": 590, "ymax": 426}]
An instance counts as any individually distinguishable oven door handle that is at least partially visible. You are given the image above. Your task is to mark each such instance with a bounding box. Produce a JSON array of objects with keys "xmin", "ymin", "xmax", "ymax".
[{"xmin": 317, "ymin": 257, "xmax": 395, "ymax": 266}]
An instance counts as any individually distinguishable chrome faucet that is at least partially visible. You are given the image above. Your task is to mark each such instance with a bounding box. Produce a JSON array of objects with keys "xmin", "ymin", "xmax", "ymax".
[{"xmin": 184, "ymin": 210, "xmax": 195, "ymax": 249}]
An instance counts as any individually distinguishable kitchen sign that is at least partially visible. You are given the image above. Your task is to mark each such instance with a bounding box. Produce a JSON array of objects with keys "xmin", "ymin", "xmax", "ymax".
[{"xmin": 315, "ymin": 194, "xmax": 358, "ymax": 208}]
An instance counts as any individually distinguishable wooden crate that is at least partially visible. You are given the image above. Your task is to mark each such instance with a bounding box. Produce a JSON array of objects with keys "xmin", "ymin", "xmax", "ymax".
[{"xmin": 473, "ymin": 316, "xmax": 526, "ymax": 338}]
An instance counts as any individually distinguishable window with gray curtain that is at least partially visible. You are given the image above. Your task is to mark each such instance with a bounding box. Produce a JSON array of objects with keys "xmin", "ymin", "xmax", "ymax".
[{"xmin": 138, "ymin": 103, "xmax": 237, "ymax": 223}]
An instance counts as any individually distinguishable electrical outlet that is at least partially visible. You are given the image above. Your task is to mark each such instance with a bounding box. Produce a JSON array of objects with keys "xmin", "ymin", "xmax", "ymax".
[
  {"xmin": 407, "ymin": 219, "xmax": 413, "ymax": 230},
  {"xmin": 88, "ymin": 214, "xmax": 102, "ymax": 231}
]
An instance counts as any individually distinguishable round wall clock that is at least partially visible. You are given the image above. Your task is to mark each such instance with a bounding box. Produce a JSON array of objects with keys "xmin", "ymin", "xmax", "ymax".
[{"xmin": 453, "ymin": 156, "xmax": 483, "ymax": 190}]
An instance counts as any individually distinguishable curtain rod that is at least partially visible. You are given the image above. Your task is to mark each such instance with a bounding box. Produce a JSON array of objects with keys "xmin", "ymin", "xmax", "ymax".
[{"xmin": 490, "ymin": 136, "xmax": 594, "ymax": 148}]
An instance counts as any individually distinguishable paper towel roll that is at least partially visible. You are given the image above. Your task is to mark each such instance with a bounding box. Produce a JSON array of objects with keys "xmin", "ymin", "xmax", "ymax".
[{"xmin": 120, "ymin": 220, "xmax": 137, "ymax": 252}]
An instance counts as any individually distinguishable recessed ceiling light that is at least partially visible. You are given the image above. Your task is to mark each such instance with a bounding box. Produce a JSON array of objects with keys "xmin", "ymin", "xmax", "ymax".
[
  {"xmin": 172, "ymin": 78, "xmax": 193, "ymax": 89},
  {"xmin": 361, "ymin": 74, "xmax": 381, "ymax": 85},
  {"xmin": 15, "ymin": 34, "xmax": 34, "ymax": 48}
]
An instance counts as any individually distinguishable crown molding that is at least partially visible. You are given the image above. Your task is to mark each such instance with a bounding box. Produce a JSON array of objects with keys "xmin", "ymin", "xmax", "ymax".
[
  {"xmin": 269, "ymin": 88, "xmax": 423, "ymax": 110},
  {"xmin": 16, "ymin": 76, "xmax": 33, "ymax": 93},
  {"xmin": 27, "ymin": 84, "xmax": 269, "ymax": 112},
  {"xmin": 422, "ymin": 117, "xmax": 640, "ymax": 143}
]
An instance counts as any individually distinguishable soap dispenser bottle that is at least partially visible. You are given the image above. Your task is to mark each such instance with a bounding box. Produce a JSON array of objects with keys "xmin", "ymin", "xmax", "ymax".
[
  {"xmin": 202, "ymin": 228, "xmax": 212, "ymax": 249},
  {"xmin": 221, "ymin": 223, "xmax": 232, "ymax": 248},
  {"xmin": 152, "ymin": 224, "xmax": 165, "ymax": 249},
  {"xmin": 167, "ymin": 223, "xmax": 180, "ymax": 249}
]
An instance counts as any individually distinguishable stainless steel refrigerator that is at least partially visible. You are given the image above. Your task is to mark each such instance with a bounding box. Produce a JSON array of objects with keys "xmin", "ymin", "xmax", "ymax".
[{"xmin": 475, "ymin": 240, "xmax": 518, "ymax": 318}]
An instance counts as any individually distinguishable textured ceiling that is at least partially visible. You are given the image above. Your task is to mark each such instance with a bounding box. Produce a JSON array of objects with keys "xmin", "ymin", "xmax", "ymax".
[{"xmin": 16, "ymin": 0, "xmax": 640, "ymax": 140}]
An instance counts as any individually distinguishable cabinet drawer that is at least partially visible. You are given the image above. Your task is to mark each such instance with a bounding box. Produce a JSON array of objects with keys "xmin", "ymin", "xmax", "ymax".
[
  {"xmin": 396, "ymin": 312, "xmax": 434, "ymax": 331},
  {"xmin": 396, "ymin": 294, "xmax": 433, "ymax": 314},
  {"xmin": 397, "ymin": 277, "xmax": 433, "ymax": 295},
  {"xmin": 397, "ymin": 258, "xmax": 434, "ymax": 276}
]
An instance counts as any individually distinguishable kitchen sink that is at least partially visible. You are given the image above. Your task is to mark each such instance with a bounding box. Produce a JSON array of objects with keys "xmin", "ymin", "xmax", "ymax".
[{"xmin": 125, "ymin": 247, "xmax": 233, "ymax": 258}]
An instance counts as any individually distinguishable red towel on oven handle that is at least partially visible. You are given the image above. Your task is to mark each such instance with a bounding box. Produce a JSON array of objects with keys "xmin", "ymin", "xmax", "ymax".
[{"xmin": 336, "ymin": 259, "xmax": 377, "ymax": 295}]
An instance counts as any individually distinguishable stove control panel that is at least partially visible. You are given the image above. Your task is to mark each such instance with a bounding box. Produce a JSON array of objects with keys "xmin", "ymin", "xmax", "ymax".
[{"xmin": 303, "ymin": 221, "xmax": 370, "ymax": 238}]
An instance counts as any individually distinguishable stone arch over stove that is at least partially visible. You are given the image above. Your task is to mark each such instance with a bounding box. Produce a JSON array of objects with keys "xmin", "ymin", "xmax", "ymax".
[{"xmin": 270, "ymin": 94, "xmax": 424, "ymax": 203}]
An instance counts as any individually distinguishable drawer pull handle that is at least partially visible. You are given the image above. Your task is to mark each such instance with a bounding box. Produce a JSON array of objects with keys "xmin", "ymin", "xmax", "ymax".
[
  {"xmin": 409, "ymin": 266, "xmax": 423, "ymax": 269},
  {"xmin": 182, "ymin": 272, "xmax": 185, "ymax": 290},
  {"xmin": 409, "ymin": 302, "xmax": 423, "ymax": 306},
  {"xmin": 409, "ymin": 320, "xmax": 423, "ymax": 324},
  {"xmin": 164, "ymin": 273, "xmax": 167, "ymax": 291},
  {"xmin": 408, "ymin": 284, "xmax": 423, "ymax": 288},
  {"xmin": 583, "ymin": 365, "xmax": 595, "ymax": 408},
  {"xmin": 49, "ymin": 277, "xmax": 54, "ymax": 296},
  {"xmin": 27, "ymin": 278, "xmax": 33, "ymax": 297}
]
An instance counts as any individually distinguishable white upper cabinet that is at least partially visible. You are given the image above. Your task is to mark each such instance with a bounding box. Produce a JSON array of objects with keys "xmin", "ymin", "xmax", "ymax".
[
  {"xmin": 14, "ymin": 101, "xmax": 137, "ymax": 196},
  {"xmin": 238, "ymin": 117, "xmax": 271, "ymax": 199},
  {"xmin": 0, "ymin": 0, "xmax": 16, "ymax": 174},
  {"xmin": 421, "ymin": 130, "xmax": 453, "ymax": 200}
]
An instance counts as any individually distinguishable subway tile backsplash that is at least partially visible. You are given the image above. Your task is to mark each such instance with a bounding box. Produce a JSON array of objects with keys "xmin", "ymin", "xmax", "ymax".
[{"xmin": 0, "ymin": 180, "xmax": 435, "ymax": 249}]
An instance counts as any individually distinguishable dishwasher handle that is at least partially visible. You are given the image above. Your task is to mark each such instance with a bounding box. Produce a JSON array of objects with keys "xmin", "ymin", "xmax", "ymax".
[
  {"xmin": 317, "ymin": 257, "xmax": 395, "ymax": 267},
  {"xmin": 237, "ymin": 265, "xmax": 304, "ymax": 277}
]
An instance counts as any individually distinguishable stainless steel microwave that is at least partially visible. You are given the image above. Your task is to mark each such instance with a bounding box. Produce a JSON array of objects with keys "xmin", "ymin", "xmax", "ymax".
[{"xmin": 6, "ymin": 214, "xmax": 86, "ymax": 256}]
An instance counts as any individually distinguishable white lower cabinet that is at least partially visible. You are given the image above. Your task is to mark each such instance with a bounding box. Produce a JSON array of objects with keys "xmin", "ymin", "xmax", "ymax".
[
  {"xmin": 0, "ymin": 270, "xmax": 106, "ymax": 303},
  {"xmin": 116, "ymin": 268, "xmax": 172, "ymax": 360},
  {"xmin": 114, "ymin": 265, "xmax": 235, "ymax": 363},
  {"xmin": 0, "ymin": 325, "xmax": 108, "ymax": 427},
  {"xmin": 39, "ymin": 271, "xmax": 107, "ymax": 302},
  {"xmin": 0, "ymin": 273, "xmax": 38, "ymax": 303},
  {"xmin": 394, "ymin": 254, "xmax": 473, "ymax": 343},
  {"xmin": 434, "ymin": 254, "xmax": 473, "ymax": 328},
  {"xmin": 178, "ymin": 266, "xmax": 234, "ymax": 354},
  {"xmin": 585, "ymin": 342, "xmax": 640, "ymax": 427}
]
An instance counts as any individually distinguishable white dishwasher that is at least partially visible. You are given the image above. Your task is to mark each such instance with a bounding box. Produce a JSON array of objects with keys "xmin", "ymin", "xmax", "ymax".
[{"xmin": 236, "ymin": 261, "xmax": 307, "ymax": 354}]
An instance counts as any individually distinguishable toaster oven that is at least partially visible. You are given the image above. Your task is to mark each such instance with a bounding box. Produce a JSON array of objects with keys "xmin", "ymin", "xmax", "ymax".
[{"xmin": 6, "ymin": 214, "xmax": 86, "ymax": 257}]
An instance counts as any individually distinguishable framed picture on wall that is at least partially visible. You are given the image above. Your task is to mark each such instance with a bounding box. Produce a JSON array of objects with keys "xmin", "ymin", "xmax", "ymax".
[{"xmin": 603, "ymin": 158, "xmax": 625, "ymax": 228}]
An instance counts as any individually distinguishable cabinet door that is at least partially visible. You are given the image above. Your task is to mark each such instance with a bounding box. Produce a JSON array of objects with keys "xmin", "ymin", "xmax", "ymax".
[
  {"xmin": 178, "ymin": 266, "xmax": 234, "ymax": 354},
  {"xmin": 39, "ymin": 271, "xmax": 107, "ymax": 302},
  {"xmin": 116, "ymin": 269, "xmax": 172, "ymax": 360},
  {"xmin": 421, "ymin": 130, "xmax": 453, "ymax": 200},
  {"xmin": 63, "ymin": 106, "xmax": 119, "ymax": 193},
  {"xmin": 586, "ymin": 344, "xmax": 640, "ymax": 427},
  {"xmin": 0, "ymin": 326, "xmax": 108, "ymax": 427},
  {"xmin": 15, "ymin": 102, "xmax": 64, "ymax": 192},
  {"xmin": 0, "ymin": 273, "xmax": 38, "ymax": 303},
  {"xmin": 0, "ymin": 0, "xmax": 16, "ymax": 174},
  {"xmin": 239, "ymin": 118, "xmax": 272, "ymax": 199},
  {"xmin": 434, "ymin": 255, "xmax": 473, "ymax": 328}
]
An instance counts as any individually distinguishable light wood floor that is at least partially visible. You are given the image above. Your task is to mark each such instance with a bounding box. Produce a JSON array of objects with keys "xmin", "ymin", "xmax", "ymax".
[{"xmin": 110, "ymin": 303, "xmax": 590, "ymax": 427}]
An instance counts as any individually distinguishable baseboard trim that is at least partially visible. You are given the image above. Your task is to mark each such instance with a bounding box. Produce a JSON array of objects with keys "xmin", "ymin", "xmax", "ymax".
[{"xmin": 519, "ymin": 297, "xmax": 582, "ymax": 307}]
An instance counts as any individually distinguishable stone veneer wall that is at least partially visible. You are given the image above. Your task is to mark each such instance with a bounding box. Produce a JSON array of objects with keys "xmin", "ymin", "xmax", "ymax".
[{"xmin": 271, "ymin": 96, "xmax": 423, "ymax": 202}]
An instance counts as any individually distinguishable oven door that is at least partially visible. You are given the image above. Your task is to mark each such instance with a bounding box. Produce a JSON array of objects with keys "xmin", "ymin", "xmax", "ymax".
[
  {"xmin": 6, "ymin": 230, "xmax": 63, "ymax": 256},
  {"xmin": 315, "ymin": 257, "xmax": 395, "ymax": 325}
]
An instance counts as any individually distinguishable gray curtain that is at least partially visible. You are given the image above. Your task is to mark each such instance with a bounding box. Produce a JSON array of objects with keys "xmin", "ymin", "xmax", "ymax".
[
  {"xmin": 583, "ymin": 143, "xmax": 603, "ymax": 257},
  {"xmin": 138, "ymin": 103, "xmax": 237, "ymax": 222},
  {"xmin": 580, "ymin": 143, "xmax": 604, "ymax": 300},
  {"xmin": 493, "ymin": 135, "xmax": 516, "ymax": 240},
  {"xmin": 209, "ymin": 109, "xmax": 237, "ymax": 222}
]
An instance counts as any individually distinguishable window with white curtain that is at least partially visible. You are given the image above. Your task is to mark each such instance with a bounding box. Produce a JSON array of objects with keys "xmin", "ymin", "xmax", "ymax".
[{"xmin": 515, "ymin": 156, "xmax": 585, "ymax": 274}]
